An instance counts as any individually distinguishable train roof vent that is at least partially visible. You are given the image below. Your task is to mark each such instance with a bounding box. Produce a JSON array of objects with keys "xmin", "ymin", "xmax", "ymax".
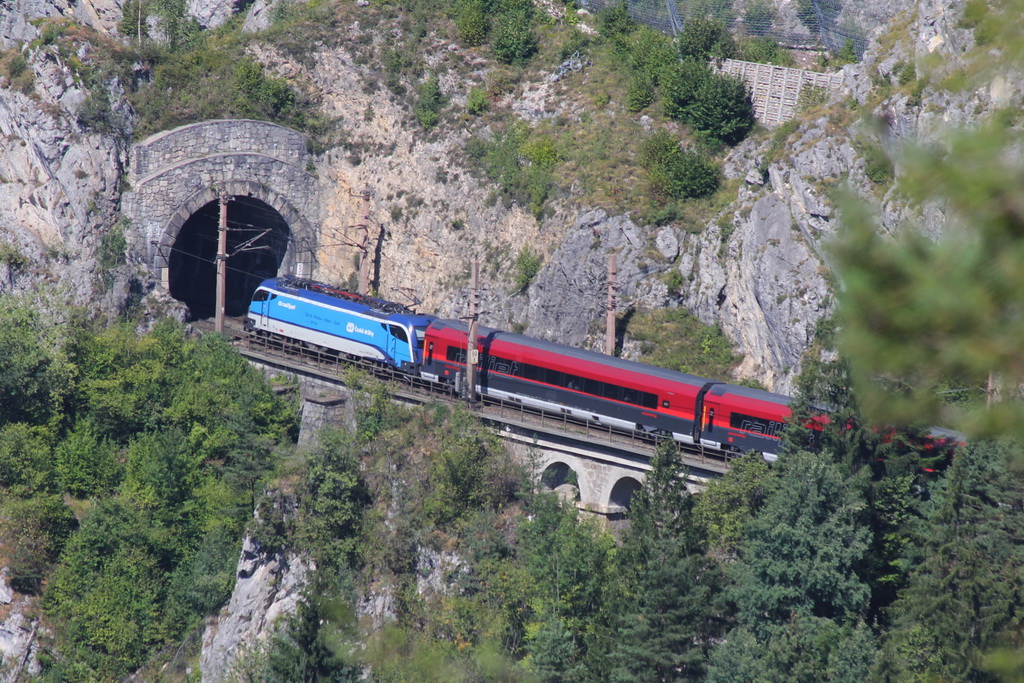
[{"xmin": 277, "ymin": 275, "xmax": 416, "ymax": 315}]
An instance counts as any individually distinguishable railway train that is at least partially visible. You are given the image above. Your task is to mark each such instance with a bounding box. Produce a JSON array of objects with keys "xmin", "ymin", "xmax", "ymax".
[{"xmin": 246, "ymin": 275, "xmax": 798, "ymax": 461}]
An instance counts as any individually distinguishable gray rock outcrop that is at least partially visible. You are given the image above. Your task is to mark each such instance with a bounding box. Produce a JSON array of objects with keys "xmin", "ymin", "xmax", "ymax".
[{"xmin": 200, "ymin": 536, "xmax": 314, "ymax": 682}]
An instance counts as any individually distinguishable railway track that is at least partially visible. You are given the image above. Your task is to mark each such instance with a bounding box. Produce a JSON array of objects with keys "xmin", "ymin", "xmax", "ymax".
[{"xmin": 192, "ymin": 317, "xmax": 735, "ymax": 475}]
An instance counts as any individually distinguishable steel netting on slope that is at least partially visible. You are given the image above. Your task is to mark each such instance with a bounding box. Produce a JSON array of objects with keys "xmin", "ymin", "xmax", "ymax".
[{"xmin": 577, "ymin": 0, "xmax": 870, "ymax": 58}]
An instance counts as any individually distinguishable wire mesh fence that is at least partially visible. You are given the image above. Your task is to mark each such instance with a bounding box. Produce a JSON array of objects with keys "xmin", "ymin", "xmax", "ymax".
[{"xmin": 577, "ymin": 0, "xmax": 887, "ymax": 58}]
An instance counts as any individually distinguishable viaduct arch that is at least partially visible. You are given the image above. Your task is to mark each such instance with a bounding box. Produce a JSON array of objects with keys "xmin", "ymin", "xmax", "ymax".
[{"xmin": 124, "ymin": 119, "xmax": 322, "ymax": 317}]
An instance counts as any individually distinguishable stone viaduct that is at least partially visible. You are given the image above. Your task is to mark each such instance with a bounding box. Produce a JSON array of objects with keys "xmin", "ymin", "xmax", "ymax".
[{"xmin": 123, "ymin": 119, "xmax": 322, "ymax": 315}]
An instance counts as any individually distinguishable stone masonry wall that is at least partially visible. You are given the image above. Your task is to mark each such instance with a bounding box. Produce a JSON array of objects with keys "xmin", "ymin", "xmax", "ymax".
[
  {"xmin": 123, "ymin": 119, "xmax": 322, "ymax": 276},
  {"xmin": 132, "ymin": 119, "xmax": 309, "ymax": 178}
]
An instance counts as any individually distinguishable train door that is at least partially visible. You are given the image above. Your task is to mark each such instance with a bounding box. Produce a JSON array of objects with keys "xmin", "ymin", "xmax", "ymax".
[
  {"xmin": 387, "ymin": 324, "xmax": 411, "ymax": 366},
  {"xmin": 250, "ymin": 288, "xmax": 271, "ymax": 329},
  {"xmin": 693, "ymin": 381, "xmax": 723, "ymax": 449}
]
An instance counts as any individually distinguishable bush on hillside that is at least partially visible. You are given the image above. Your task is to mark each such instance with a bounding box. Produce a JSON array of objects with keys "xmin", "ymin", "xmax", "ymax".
[
  {"xmin": 684, "ymin": 72, "xmax": 755, "ymax": 145},
  {"xmin": 677, "ymin": 16, "xmax": 735, "ymax": 62},
  {"xmin": 455, "ymin": 0, "xmax": 490, "ymax": 46},
  {"xmin": 660, "ymin": 58, "xmax": 713, "ymax": 120},
  {"xmin": 639, "ymin": 130, "xmax": 719, "ymax": 200},
  {"xmin": 492, "ymin": 0, "xmax": 536, "ymax": 64},
  {"xmin": 414, "ymin": 75, "xmax": 445, "ymax": 128}
]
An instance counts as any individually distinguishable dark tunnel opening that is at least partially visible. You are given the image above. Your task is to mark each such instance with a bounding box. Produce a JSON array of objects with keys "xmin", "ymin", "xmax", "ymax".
[{"xmin": 168, "ymin": 196, "xmax": 291, "ymax": 319}]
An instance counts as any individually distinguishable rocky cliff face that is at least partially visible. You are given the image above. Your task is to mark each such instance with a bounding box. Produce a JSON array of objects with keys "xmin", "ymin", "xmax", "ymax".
[
  {"xmin": 200, "ymin": 533, "xmax": 313, "ymax": 682},
  {"xmin": 0, "ymin": 0, "xmax": 990, "ymax": 394}
]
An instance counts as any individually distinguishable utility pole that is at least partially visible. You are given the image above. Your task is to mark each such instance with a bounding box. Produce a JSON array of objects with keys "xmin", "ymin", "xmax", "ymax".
[
  {"xmin": 466, "ymin": 260, "xmax": 480, "ymax": 404},
  {"xmin": 215, "ymin": 191, "xmax": 229, "ymax": 333},
  {"xmin": 605, "ymin": 252, "xmax": 617, "ymax": 356}
]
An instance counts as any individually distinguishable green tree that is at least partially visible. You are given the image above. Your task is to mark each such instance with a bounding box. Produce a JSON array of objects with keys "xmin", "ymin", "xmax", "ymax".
[
  {"xmin": 55, "ymin": 419, "xmax": 119, "ymax": 497},
  {"xmin": 677, "ymin": 17, "xmax": 735, "ymax": 61},
  {"xmin": 300, "ymin": 428, "xmax": 368, "ymax": 571},
  {"xmin": 729, "ymin": 450, "xmax": 871, "ymax": 637},
  {"xmin": 639, "ymin": 130, "xmax": 720, "ymax": 200},
  {"xmin": 45, "ymin": 499, "xmax": 170, "ymax": 680},
  {"xmin": 707, "ymin": 618, "xmax": 878, "ymax": 683},
  {"xmin": 236, "ymin": 58, "xmax": 295, "ymax": 118},
  {"xmin": 0, "ymin": 494, "xmax": 76, "ymax": 594},
  {"xmin": 684, "ymin": 72, "xmax": 755, "ymax": 145},
  {"xmin": 520, "ymin": 494, "xmax": 615, "ymax": 678},
  {"xmin": 0, "ymin": 422, "xmax": 56, "ymax": 496},
  {"xmin": 875, "ymin": 440, "xmax": 1024, "ymax": 681},
  {"xmin": 414, "ymin": 74, "xmax": 445, "ymax": 129},
  {"xmin": 455, "ymin": 0, "xmax": 490, "ymax": 46},
  {"xmin": 492, "ymin": 1, "xmax": 537, "ymax": 65},
  {"xmin": 612, "ymin": 440, "xmax": 729, "ymax": 680},
  {"xmin": 660, "ymin": 58, "xmax": 712, "ymax": 121},
  {"xmin": 0, "ymin": 295, "xmax": 75, "ymax": 427},
  {"xmin": 694, "ymin": 453, "xmax": 772, "ymax": 557},
  {"xmin": 599, "ymin": 2, "xmax": 638, "ymax": 49},
  {"xmin": 625, "ymin": 71, "xmax": 655, "ymax": 113},
  {"xmin": 833, "ymin": 115, "xmax": 1024, "ymax": 439}
]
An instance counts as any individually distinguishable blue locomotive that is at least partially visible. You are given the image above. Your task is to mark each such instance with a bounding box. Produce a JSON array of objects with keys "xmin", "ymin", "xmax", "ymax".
[{"xmin": 244, "ymin": 276, "xmax": 436, "ymax": 371}]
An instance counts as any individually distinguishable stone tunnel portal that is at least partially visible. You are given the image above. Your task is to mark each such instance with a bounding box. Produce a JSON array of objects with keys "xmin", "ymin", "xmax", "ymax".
[{"xmin": 168, "ymin": 196, "xmax": 291, "ymax": 318}]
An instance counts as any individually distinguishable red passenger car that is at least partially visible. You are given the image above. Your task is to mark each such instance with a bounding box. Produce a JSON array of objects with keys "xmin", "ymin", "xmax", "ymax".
[{"xmin": 421, "ymin": 320, "xmax": 793, "ymax": 461}]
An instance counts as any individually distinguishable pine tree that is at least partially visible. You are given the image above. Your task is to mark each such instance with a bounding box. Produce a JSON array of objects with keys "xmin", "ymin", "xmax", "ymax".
[
  {"xmin": 729, "ymin": 449, "xmax": 870, "ymax": 637},
  {"xmin": 611, "ymin": 440, "xmax": 728, "ymax": 680},
  {"xmin": 876, "ymin": 440, "xmax": 1024, "ymax": 681}
]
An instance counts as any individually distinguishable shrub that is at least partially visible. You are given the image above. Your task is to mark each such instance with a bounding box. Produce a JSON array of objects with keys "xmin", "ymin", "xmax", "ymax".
[
  {"xmin": 626, "ymin": 71, "xmax": 655, "ymax": 112},
  {"xmin": 743, "ymin": 0, "xmax": 776, "ymax": 37},
  {"xmin": 235, "ymin": 59, "xmax": 295, "ymax": 118},
  {"xmin": 513, "ymin": 247, "xmax": 542, "ymax": 291},
  {"xmin": 466, "ymin": 86, "xmax": 489, "ymax": 115},
  {"xmin": 414, "ymin": 75, "xmax": 445, "ymax": 128},
  {"xmin": 520, "ymin": 135, "xmax": 559, "ymax": 168},
  {"xmin": 627, "ymin": 26, "xmax": 676, "ymax": 84},
  {"xmin": 738, "ymin": 36, "xmax": 793, "ymax": 66},
  {"xmin": 863, "ymin": 144, "xmax": 893, "ymax": 185},
  {"xmin": 684, "ymin": 72, "xmax": 755, "ymax": 145},
  {"xmin": 492, "ymin": 8, "xmax": 536, "ymax": 64},
  {"xmin": 661, "ymin": 58, "xmax": 712, "ymax": 120},
  {"xmin": 599, "ymin": 2, "xmax": 637, "ymax": 43},
  {"xmin": 677, "ymin": 17, "xmax": 735, "ymax": 62},
  {"xmin": 455, "ymin": 0, "xmax": 490, "ymax": 46},
  {"xmin": 639, "ymin": 130, "xmax": 719, "ymax": 200}
]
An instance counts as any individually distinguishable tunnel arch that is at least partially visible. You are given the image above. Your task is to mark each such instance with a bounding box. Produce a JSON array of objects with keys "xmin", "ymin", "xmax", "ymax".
[
  {"xmin": 124, "ymin": 119, "xmax": 321, "ymax": 317},
  {"xmin": 608, "ymin": 476, "xmax": 643, "ymax": 511},
  {"xmin": 156, "ymin": 180, "xmax": 316, "ymax": 318}
]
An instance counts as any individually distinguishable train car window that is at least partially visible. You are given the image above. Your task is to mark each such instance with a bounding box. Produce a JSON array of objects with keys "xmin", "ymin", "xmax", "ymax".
[
  {"xmin": 640, "ymin": 392, "xmax": 658, "ymax": 409},
  {"xmin": 584, "ymin": 378, "xmax": 601, "ymax": 396},
  {"xmin": 707, "ymin": 408, "xmax": 715, "ymax": 431},
  {"xmin": 253, "ymin": 289, "xmax": 269, "ymax": 302},
  {"xmin": 389, "ymin": 325, "xmax": 409, "ymax": 343},
  {"xmin": 416, "ymin": 329, "xmax": 427, "ymax": 350},
  {"xmin": 729, "ymin": 412, "xmax": 788, "ymax": 439},
  {"xmin": 446, "ymin": 346, "xmax": 466, "ymax": 363},
  {"xmin": 545, "ymin": 369, "xmax": 565, "ymax": 387},
  {"xmin": 489, "ymin": 355, "xmax": 520, "ymax": 376},
  {"xmin": 269, "ymin": 293, "xmax": 277, "ymax": 300},
  {"xmin": 565, "ymin": 374, "xmax": 581, "ymax": 392},
  {"xmin": 602, "ymin": 383, "xmax": 622, "ymax": 402},
  {"xmin": 622, "ymin": 388, "xmax": 637, "ymax": 404},
  {"xmin": 427, "ymin": 342, "xmax": 434, "ymax": 362},
  {"xmin": 522, "ymin": 363, "xmax": 540, "ymax": 381}
]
